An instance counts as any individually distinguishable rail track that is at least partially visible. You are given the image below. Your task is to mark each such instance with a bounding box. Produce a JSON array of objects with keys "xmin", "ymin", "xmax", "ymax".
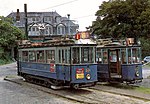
[{"xmin": 4, "ymin": 76, "xmax": 149, "ymax": 104}]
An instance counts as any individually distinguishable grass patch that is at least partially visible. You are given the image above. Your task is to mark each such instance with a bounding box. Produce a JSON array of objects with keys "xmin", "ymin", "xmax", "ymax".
[
  {"xmin": 145, "ymin": 62, "xmax": 150, "ymax": 67},
  {"xmin": 147, "ymin": 76, "xmax": 150, "ymax": 79},
  {"xmin": 107, "ymin": 83, "xmax": 150, "ymax": 94},
  {"xmin": 105, "ymin": 83, "xmax": 135, "ymax": 89},
  {"xmin": 143, "ymin": 62, "xmax": 150, "ymax": 68},
  {"xmin": 135, "ymin": 86, "xmax": 150, "ymax": 94}
]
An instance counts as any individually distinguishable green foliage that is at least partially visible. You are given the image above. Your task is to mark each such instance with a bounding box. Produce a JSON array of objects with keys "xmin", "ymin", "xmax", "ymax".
[
  {"xmin": 135, "ymin": 86, "xmax": 150, "ymax": 94},
  {"xmin": 0, "ymin": 16, "xmax": 25, "ymax": 62},
  {"xmin": 0, "ymin": 48, "xmax": 12, "ymax": 65},
  {"xmin": 140, "ymin": 38, "xmax": 150, "ymax": 58},
  {"xmin": 92, "ymin": 0, "xmax": 150, "ymax": 39},
  {"xmin": 0, "ymin": 16, "xmax": 24, "ymax": 48}
]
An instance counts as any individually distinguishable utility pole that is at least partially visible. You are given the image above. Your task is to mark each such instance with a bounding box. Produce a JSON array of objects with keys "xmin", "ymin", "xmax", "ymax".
[{"xmin": 24, "ymin": 4, "xmax": 28, "ymax": 39}]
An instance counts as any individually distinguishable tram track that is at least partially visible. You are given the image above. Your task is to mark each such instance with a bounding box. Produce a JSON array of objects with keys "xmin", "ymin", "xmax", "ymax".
[
  {"xmin": 4, "ymin": 76, "xmax": 149, "ymax": 104},
  {"xmin": 4, "ymin": 76, "xmax": 107, "ymax": 104},
  {"xmin": 89, "ymin": 83, "xmax": 150, "ymax": 101}
]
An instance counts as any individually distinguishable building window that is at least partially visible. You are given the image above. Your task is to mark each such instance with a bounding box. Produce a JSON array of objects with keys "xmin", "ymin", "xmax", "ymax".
[
  {"xmin": 62, "ymin": 27, "xmax": 65, "ymax": 34},
  {"xmin": 32, "ymin": 27, "xmax": 36, "ymax": 31},
  {"xmin": 57, "ymin": 26, "xmax": 65, "ymax": 35},
  {"xmin": 32, "ymin": 17, "xmax": 36, "ymax": 21},
  {"xmin": 57, "ymin": 27, "xmax": 61, "ymax": 34},
  {"xmin": 36, "ymin": 27, "xmax": 39, "ymax": 31},
  {"xmin": 32, "ymin": 17, "xmax": 39, "ymax": 22},
  {"xmin": 45, "ymin": 26, "xmax": 53, "ymax": 35},
  {"xmin": 44, "ymin": 16, "xmax": 53, "ymax": 22}
]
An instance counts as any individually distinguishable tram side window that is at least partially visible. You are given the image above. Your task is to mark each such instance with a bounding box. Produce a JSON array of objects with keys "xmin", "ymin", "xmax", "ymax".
[
  {"xmin": 121, "ymin": 49, "xmax": 127, "ymax": 64},
  {"xmin": 58, "ymin": 49, "xmax": 69, "ymax": 64},
  {"xmin": 96, "ymin": 48, "xmax": 102, "ymax": 63},
  {"xmin": 72, "ymin": 47, "xmax": 80, "ymax": 64},
  {"xmin": 58, "ymin": 49, "xmax": 64, "ymax": 63},
  {"xmin": 46, "ymin": 50, "xmax": 55, "ymax": 63},
  {"xmin": 29, "ymin": 51, "xmax": 36, "ymax": 62},
  {"xmin": 81, "ymin": 47, "xmax": 93, "ymax": 63},
  {"xmin": 37, "ymin": 50, "xmax": 45, "ymax": 63},
  {"xmin": 22, "ymin": 51, "xmax": 28, "ymax": 62},
  {"xmin": 65, "ymin": 49, "xmax": 70, "ymax": 63},
  {"xmin": 132, "ymin": 48, "xmax": 140, "ymax": 63},
  {"xmin": 59, "ymin": 50, "xmax": 61, "ymax": 63},
  {"xmin": 102, "ymin": 49, "xmax": 108, "ymax": 63},
  {"xmin": 128, "ymin": 49, "xmax": 132, "ymax": 64},
  {"xmin": 18, "ymin": 51, "xmax": 21, "ymax": 61}
]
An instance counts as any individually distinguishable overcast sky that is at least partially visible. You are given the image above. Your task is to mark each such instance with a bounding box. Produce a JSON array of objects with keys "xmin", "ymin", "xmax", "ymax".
[{"xmin": 0, "ymin": 0, "xmax": 107, "ymax": 31}]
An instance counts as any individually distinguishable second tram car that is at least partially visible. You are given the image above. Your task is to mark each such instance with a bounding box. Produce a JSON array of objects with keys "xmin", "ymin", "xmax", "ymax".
[
  {"xmin": 96, "ymin": 38, "xmax": 143, "ymax": 84},
  {"xmin": 17, "ymin": 36, "xmax": 97, "ymax": 89}
]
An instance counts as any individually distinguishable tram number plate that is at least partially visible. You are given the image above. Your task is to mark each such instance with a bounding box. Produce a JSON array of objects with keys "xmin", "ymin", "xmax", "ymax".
[{"xmin": 76, "ymin": 68, "xmax": 84, "ymax": 79}]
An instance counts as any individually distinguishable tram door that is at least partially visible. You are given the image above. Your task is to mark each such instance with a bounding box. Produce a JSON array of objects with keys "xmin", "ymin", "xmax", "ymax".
[
  {"xmin": 108, "ymin": 49, "xmax": 121, "ymax": 78},
  {"xmin": 57, "ymin": 47, "xmax": 70, "ymax": 81}
]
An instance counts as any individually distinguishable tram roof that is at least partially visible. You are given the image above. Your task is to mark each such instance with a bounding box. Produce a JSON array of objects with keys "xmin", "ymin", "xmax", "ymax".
[
  {"xmin": 18, "ymin": 38, "xmax": 96, "ymax": 49},
  {"xmin": 97, "ymin": 42, "xmax": 141, "ymax": 48},
  {"xmin": 96, "ymin": 38, "xmax": 141, "ymax": 48}
]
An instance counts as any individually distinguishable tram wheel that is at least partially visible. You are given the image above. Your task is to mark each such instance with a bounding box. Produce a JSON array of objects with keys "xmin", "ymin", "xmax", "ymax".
[{"xmin": 48, "ymin": 79, "xmax": 63, "ymax": 86}]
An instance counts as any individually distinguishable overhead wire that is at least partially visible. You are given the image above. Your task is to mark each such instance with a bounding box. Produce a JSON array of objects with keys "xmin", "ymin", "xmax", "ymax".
[
  {"xmin": 73, "ymin": 14, "xmax": 95, "ymax": 19},
  {"xmin": 40, "ymin": 0, "xmax": 96, "ymax": 20},
  {"xmin": 42, "ymin": 0, "xmax": 79, "ymax": 10}
]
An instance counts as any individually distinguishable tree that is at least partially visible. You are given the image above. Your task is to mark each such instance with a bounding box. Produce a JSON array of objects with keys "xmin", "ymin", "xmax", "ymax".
[
  {"xmin": 0, "ymin": 16, "xmax": 24, "ymax": 61},
  {"xmin": 140, "ymin": 37, "xmax": 150, "ymax": 58},
  {"xmin": 91, "ymin": 0, "xmax": 150, "ymax": 39}
]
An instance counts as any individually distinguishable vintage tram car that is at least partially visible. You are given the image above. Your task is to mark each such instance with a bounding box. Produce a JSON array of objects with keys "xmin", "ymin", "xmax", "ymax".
[
  {"xmin": 96, "ymin": 38, "xmax": 143, "ymax": 84},
  {"xmin": 17, "ymin": 36, "xmax": 97, "ymax": 89}
]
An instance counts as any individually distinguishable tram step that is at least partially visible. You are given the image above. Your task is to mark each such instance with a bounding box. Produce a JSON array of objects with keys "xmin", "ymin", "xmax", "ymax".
[{"xmin": 110, "ymin": 73, "xmax": 122, "ymax": 78}]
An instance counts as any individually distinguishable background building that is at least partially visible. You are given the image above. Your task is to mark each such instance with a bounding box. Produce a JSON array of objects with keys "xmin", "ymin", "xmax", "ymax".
[{"xmin": 7, "ymin": 11, "xmax": 79, "ymax": 38}]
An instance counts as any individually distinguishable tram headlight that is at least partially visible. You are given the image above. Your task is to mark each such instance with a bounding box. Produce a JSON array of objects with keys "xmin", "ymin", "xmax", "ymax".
[
  {"xmin": 86, "ymin": 74, "xmax": 91, "ymax": 80},
  {"xmin": 135, "ymin": 66, "xmax": 139, "ymax": 77}
]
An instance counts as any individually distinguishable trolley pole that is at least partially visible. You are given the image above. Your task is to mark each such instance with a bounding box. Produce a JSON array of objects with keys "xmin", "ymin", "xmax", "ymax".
[
  {"xmin": 67, "ymin": 14, "xmax": 70, "ymax": 35},
  {"xmin": 24, "ymin": 4, "xmax": 28, "ymax": 39}
]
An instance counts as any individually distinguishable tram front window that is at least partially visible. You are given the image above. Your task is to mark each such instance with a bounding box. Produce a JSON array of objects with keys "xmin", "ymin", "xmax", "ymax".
[
  {"xmin": 132, "ymin": 48, "xmax": 141, "ymax": 63},
  {"xmin": 81, "ymin": 47, "xmax": 94, "ymax": 63},
  {"xmin": 72, "ymin": 47, "xmax": 94, "ymax": 64},
  {"xmin": 72, "ymin": 47, "xmax": 80, "ymax": 64},
  {"xmin": 96, "ymin": 48, "xmax": 102, "ymax": 63},
  {"xmin": 125, "ymin": 48, "xmax": 141, "ymax": 64}
]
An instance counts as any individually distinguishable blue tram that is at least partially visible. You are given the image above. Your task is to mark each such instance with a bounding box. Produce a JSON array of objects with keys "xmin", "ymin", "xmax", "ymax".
[
  {"xmin": 96, "ymin": 38, "xmax": 143, "ymax": 84},
  {"xmin": 17, "ymin": 37, "xmax": 97, "ymax": 89}
]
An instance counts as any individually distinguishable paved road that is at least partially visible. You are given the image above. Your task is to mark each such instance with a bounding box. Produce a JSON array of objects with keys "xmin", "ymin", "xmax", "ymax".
[
  {"xmin": 137, "ymin": 65, "xmax": 150, "ymax": 88},
  {"xmin": 142, "ymin": 66, "xmax": 150, "ymax": 78},
  {"xmin": 0, "ymin": 63, "xmax": 76, "ymax": 104}
]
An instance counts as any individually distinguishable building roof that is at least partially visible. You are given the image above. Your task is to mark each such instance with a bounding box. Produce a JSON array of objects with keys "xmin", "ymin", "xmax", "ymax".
[
  {"xmin": 7, "ymin": 11, "xmax": 79, "ymax": 28},
  {"xmin": 7, "ymin": 11, "xmax": 60, "ymax": 18}
]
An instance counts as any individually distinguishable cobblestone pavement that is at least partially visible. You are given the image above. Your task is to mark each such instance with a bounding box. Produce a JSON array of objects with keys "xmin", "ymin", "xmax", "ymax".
[
  {"xmin": 1, "ymin": 62, "xmax": 150, "ymax": 104},
  {"xmin": 0, "ymin": 63, "xmax": 77, "ymax": 104}
]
